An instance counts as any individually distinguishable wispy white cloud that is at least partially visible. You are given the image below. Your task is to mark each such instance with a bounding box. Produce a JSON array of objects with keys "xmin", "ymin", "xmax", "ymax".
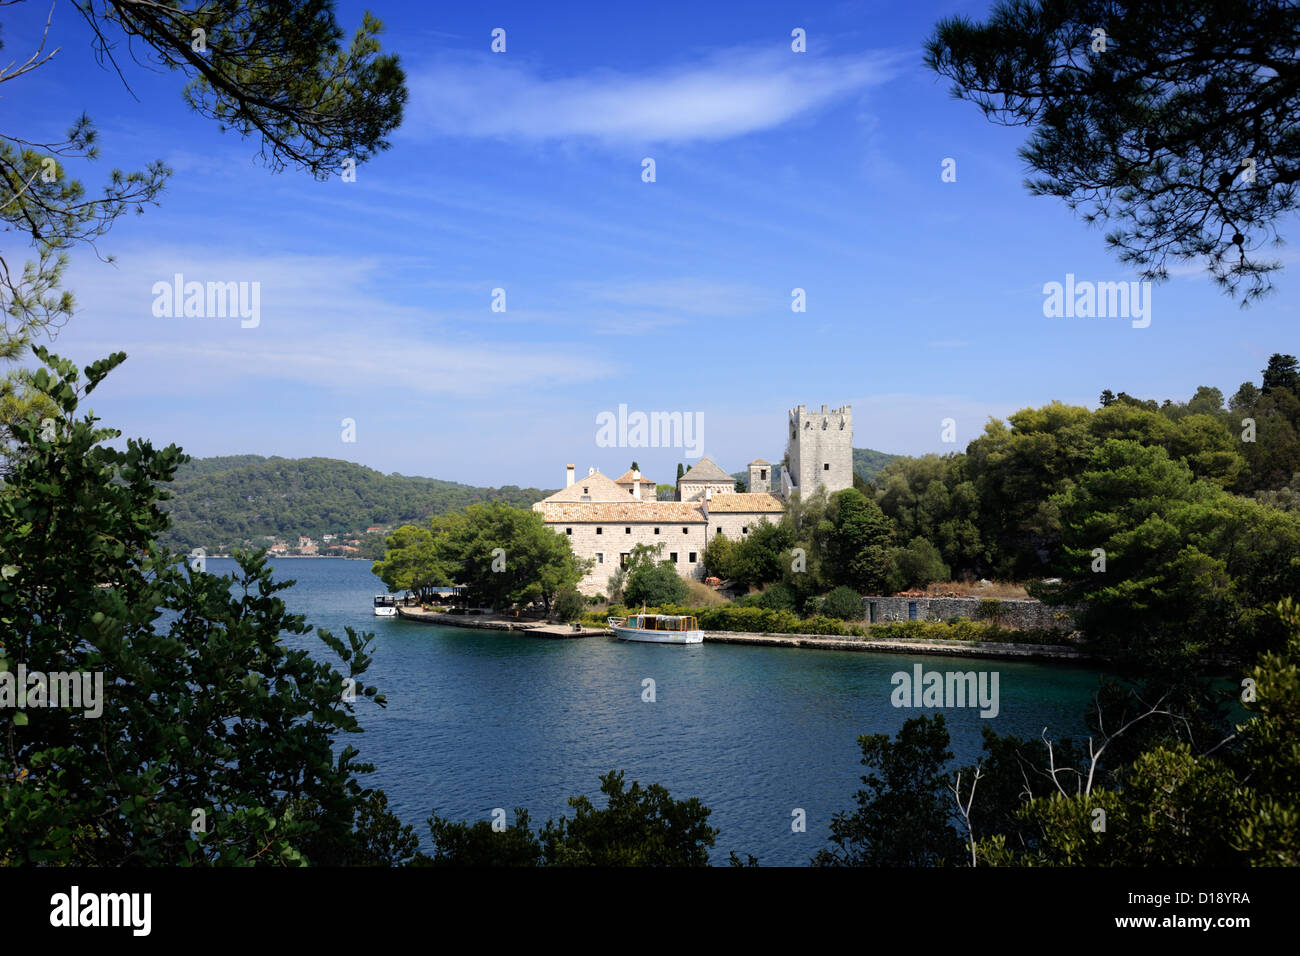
[
  {"xmin": 405, "ymin": 47, "xmax": 896, "ymax": 145},
  {"xmin": 572, "ymin": 277, "xmax": 770, "ymax": 316}
]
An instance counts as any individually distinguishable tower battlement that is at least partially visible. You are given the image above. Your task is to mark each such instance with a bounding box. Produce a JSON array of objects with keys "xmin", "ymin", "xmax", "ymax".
[{"xmin": 782, "ymin": 403, "xmax": 853, "ymax": 500}]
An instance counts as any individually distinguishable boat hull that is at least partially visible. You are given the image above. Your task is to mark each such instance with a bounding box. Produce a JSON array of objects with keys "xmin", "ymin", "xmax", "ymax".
[
  {"xmin": 611, "ymin": 624, "xmax": 703, "ymax": 644},
  {"xmin": 374, "ymin": 607, "xmax": 397, "ymax": 617}
]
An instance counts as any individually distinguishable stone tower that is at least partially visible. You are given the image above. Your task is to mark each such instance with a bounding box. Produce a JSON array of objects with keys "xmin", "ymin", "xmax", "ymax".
[
  {"xmin": 781, "ymin": 404, "xmax": 852, "ymax": 500},
  {"xmin": 747, "ymin": 459, "xmax": 771, "ymax": 493}
]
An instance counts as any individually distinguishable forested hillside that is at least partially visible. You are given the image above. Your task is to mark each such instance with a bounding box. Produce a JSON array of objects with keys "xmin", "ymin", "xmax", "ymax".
[{"xmin": 159, "ymin": 456, "xmax": 552, "ymax": 553}]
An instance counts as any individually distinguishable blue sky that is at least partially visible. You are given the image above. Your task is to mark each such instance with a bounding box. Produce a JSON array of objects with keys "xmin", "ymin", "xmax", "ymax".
[{"xmin": 6, "ymin": 0, "xmax": 1296, "ymax": 488}]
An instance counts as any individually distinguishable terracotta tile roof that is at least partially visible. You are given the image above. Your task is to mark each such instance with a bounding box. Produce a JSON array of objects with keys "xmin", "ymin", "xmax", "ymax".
[
  {"xmin": 678, "ymin": 457, "xmax": 732, "ymax": 482},
  {"xmin": 706, "ymin": 492, "xmax": 786, "ymax": 513},
  {"xmin": 537, "ymin": 469, "xmax": 628, "ymax": 503},
  {"xmin": 538, "ymin": 501, "xmax": 705, "ymax": 523},
  {"xmin": 613, "ymin": 469, "xmax": 655, "ymax": 485}
]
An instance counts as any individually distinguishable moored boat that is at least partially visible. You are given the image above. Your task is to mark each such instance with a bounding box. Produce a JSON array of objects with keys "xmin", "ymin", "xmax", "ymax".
[
  {"xmin": 373, "ymin": 594, "xmax": 398, "ymax": 617},
  {"xmin": 607, "ymin": 610, "xmax": 703, "ymax": 644}
]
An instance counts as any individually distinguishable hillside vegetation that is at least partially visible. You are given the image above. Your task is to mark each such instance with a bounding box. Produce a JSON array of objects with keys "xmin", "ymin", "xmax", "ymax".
[{"xmin": 159, "ymin": 456, "xmax": 551, "ymax": 553}]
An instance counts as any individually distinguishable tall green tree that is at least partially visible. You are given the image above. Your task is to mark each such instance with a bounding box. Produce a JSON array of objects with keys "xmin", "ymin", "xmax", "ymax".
[
  {"xmin": 813, "ymin": 715, "xmax": 965, "ymax": 867},
  {"xmin": 427, "ymin": 502, "xmax": 588, "ymax": 613},
  {"xmin": 0, "ymin": 349, "xmax": 404, "ymax": 865}
]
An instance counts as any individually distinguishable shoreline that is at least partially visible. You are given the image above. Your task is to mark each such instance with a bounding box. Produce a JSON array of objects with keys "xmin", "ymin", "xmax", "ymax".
[{"xmin": 394, "ymin": 606, "xmax": 1088, "ymax": 661}]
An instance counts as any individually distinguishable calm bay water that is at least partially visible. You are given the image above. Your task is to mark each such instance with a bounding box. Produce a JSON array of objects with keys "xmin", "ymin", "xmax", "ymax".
[{"xmin": 219, "ymin": 557, "xmax": 1106, "ymax": 866}]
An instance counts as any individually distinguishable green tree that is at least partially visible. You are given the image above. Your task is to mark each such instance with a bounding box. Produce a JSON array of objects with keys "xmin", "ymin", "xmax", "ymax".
[
  {"xmin": 726, "ymin": 519, "xmax": 794, "ymax": 590},
  {"xmin": 821, "ymin": 585, "xmax": 864, "ymax": 620},
  {"xmin": 371, "ymin": 524, "xmax": 447, "ymax": 603},
  {"xmin": 1043, "ymin": 439, "xmax": 1300, "ymax": 670},
  {"xmin": 0, "ymin": 349, "xmax": 399, "ymax": 865},
  {"xmin": 926, "ymin": 0, "xmax": 1300, "ymax": 304},
  {"xmin": 886, "ymin": 537, "xmax": 950, "ymax": 593},
  {"xmin": 825, "ymin": 488, "xmax": 893, "ymax": 593},
  {"xmin": 429, "ymin": 502, "xmax": 588, "ymax": 613},
  {"xmin": 978, "ymin": 600, "xmax": 1300, "ymax": 867},
  {"xmin": 624, "ymin": 560, "xmax": 688, "ymax": 607},
  {"xmin": 551, "ymin": 586, "xmax": 586, "ymax": 623},
  {"xmin": 1262, "ymin": 353, "xmax": 1300, "ymax": 399},
  {"xmin": 420, "ymin": 771, "xmax": 720, "ymax": 866},
  {"xmin": 814, "ymin": 715, "xmax": 964, "ymax": 866}
]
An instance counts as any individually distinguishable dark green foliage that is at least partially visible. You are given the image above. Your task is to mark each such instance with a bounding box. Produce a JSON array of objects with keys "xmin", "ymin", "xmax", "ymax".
[
  {"xmin": 420, "ymin": 771, "xmax": 719, "ymax": 866},
  {"xmin": 0, "ymin": 350, "xmax": 397, "ymax": 865},
  {"xmin": 551, "ymin": 587, "xmax": 586, "ymax": 623},
  {"xmin": 825, "ymin": 488, "xmax": 893, "ymax": 593},
  {"xmin": 757, "ymin": 582, "xmax": 797, "ymax": 612},
  {"xmin": 814, "ymin": 715, "xmax": 964, "ymax": 866},
  {"xmin": 886, "ymin": 537, "xmax": 950, "ymax": 592},
  {"xmin": 624, "ymin": 560, "xmax": 689, "ymax": 607},
  {"xmin": 1042, "ymin": 439, "xmax": 1300, "ymax": 669},
  {"xmin": 725, "ymin": 519, "xmax": 795, "ymax": 590},
  {"xmin": 821, "ymin": 585, "xmax": 863, "ymax": 621},
  {"xmin": 418, "ymin": 809, "xmax": 545, "ymax": 867},
  {"xmin": 926, "ymin": 0, "xmax": 1300, "ymax": 305},
  {"xmin": 420, "ymin": 502, "xmax": 589, "ymax": 613},
  {"xmin": 158, "ymin": 455, "xmax": 551, "ymax": 554}
]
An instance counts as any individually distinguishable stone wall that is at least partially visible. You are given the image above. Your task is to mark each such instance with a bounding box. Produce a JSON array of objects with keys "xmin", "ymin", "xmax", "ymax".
[
  {"xmin": 559, "ymin": 521, "xmax": 708, "ymax": 595},
  {"xmin": 862, "ymin": 595, "xmax": 1075, "ymax": 631}
]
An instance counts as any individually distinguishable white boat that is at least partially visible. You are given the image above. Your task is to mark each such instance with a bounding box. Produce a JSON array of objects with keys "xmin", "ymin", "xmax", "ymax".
[
  {"xmin": 608, "ymin": 611, "xmax": 703, "ymax": 644},
  {"xmin": 373, "ymin": 594, "xmax": 398, "ymax": 617}
]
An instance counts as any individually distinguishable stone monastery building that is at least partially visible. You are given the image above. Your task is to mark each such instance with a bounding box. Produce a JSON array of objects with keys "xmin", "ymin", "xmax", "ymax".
[{"xmin": 533, "ymin": 404, "xmax": 853, "ymax": 595}]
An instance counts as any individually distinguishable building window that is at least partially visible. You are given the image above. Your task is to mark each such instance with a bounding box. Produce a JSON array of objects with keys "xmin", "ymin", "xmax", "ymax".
[
  {"xmin": 565, "ymin": 528, "xmax": 572, "ymax": 535},
  {"xmin": 596, "ymin": 553, "xmax": 604, "ymax": 564},
  {"xmin": 625, "ymin": 527, "xmax": 631, "ymax": 534},
  {"xmin": 760, "ymin": 469, "xmax": 767, "ymax": 480},
  {"xmin": 688, "ymin": 552, "xmax": 697, "ymax": 563},
  {"xmin": 824, "ymin": 462, "xmax": 830, "ymax": 470},
  {"xmin": 742, "ymin": 526, "xmax": 748, "ymax": 534},
  {"xmin": 654, "ymin": 527, "xmax": 660, "ymax": 535},
  {"xmin": 669, "ymin": 552, "xmax": 678, "ymax": 563},
  {"xmin": 596, "ymin": 527, "xmax": 603, "ymax": 535},
  {"xmin": 620, "ymin": 552, "xmax": 630, "ymax": 568},
  {"xmin": 682, "ymin": 527, "xmax": 689, "ymax": 534},
  {"xmin": 583, "ymin": 486, "xmax": 589, "ymax": 494},
  {"xmin": 717, "ymin": 528, "xmax": 724, "ymax": 535}
]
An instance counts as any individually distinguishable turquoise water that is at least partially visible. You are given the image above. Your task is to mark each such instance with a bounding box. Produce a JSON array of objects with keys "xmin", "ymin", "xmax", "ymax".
[{"xmin": 219, "ymin": 558, "xmax": 1107, "ymax": 866}]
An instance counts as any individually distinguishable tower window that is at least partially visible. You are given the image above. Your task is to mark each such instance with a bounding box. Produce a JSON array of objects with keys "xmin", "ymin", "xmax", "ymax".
[
  {"xmin": 596, "ymin": 553, "xmax": 604, "ymax": 564},
  {"xmin": 824, "ymin": 463, "xmax": 830, "ymax": 470},
  {"xmin": 760, "ymin": 469, "xmax": 767, "ymax": 480}
]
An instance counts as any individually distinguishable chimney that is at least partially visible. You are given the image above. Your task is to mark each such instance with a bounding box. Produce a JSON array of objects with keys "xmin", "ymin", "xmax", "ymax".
[
  {"xmin": 632, "ymin": 468, "xmax": 641, "ymax": 500},
  {"xmin": 702, "ymin": 486, "xmax": 711, "ymax": 519},
  {"xmin": 566, "ymin": 464, "xmax": 575, "ymax": 487}
]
